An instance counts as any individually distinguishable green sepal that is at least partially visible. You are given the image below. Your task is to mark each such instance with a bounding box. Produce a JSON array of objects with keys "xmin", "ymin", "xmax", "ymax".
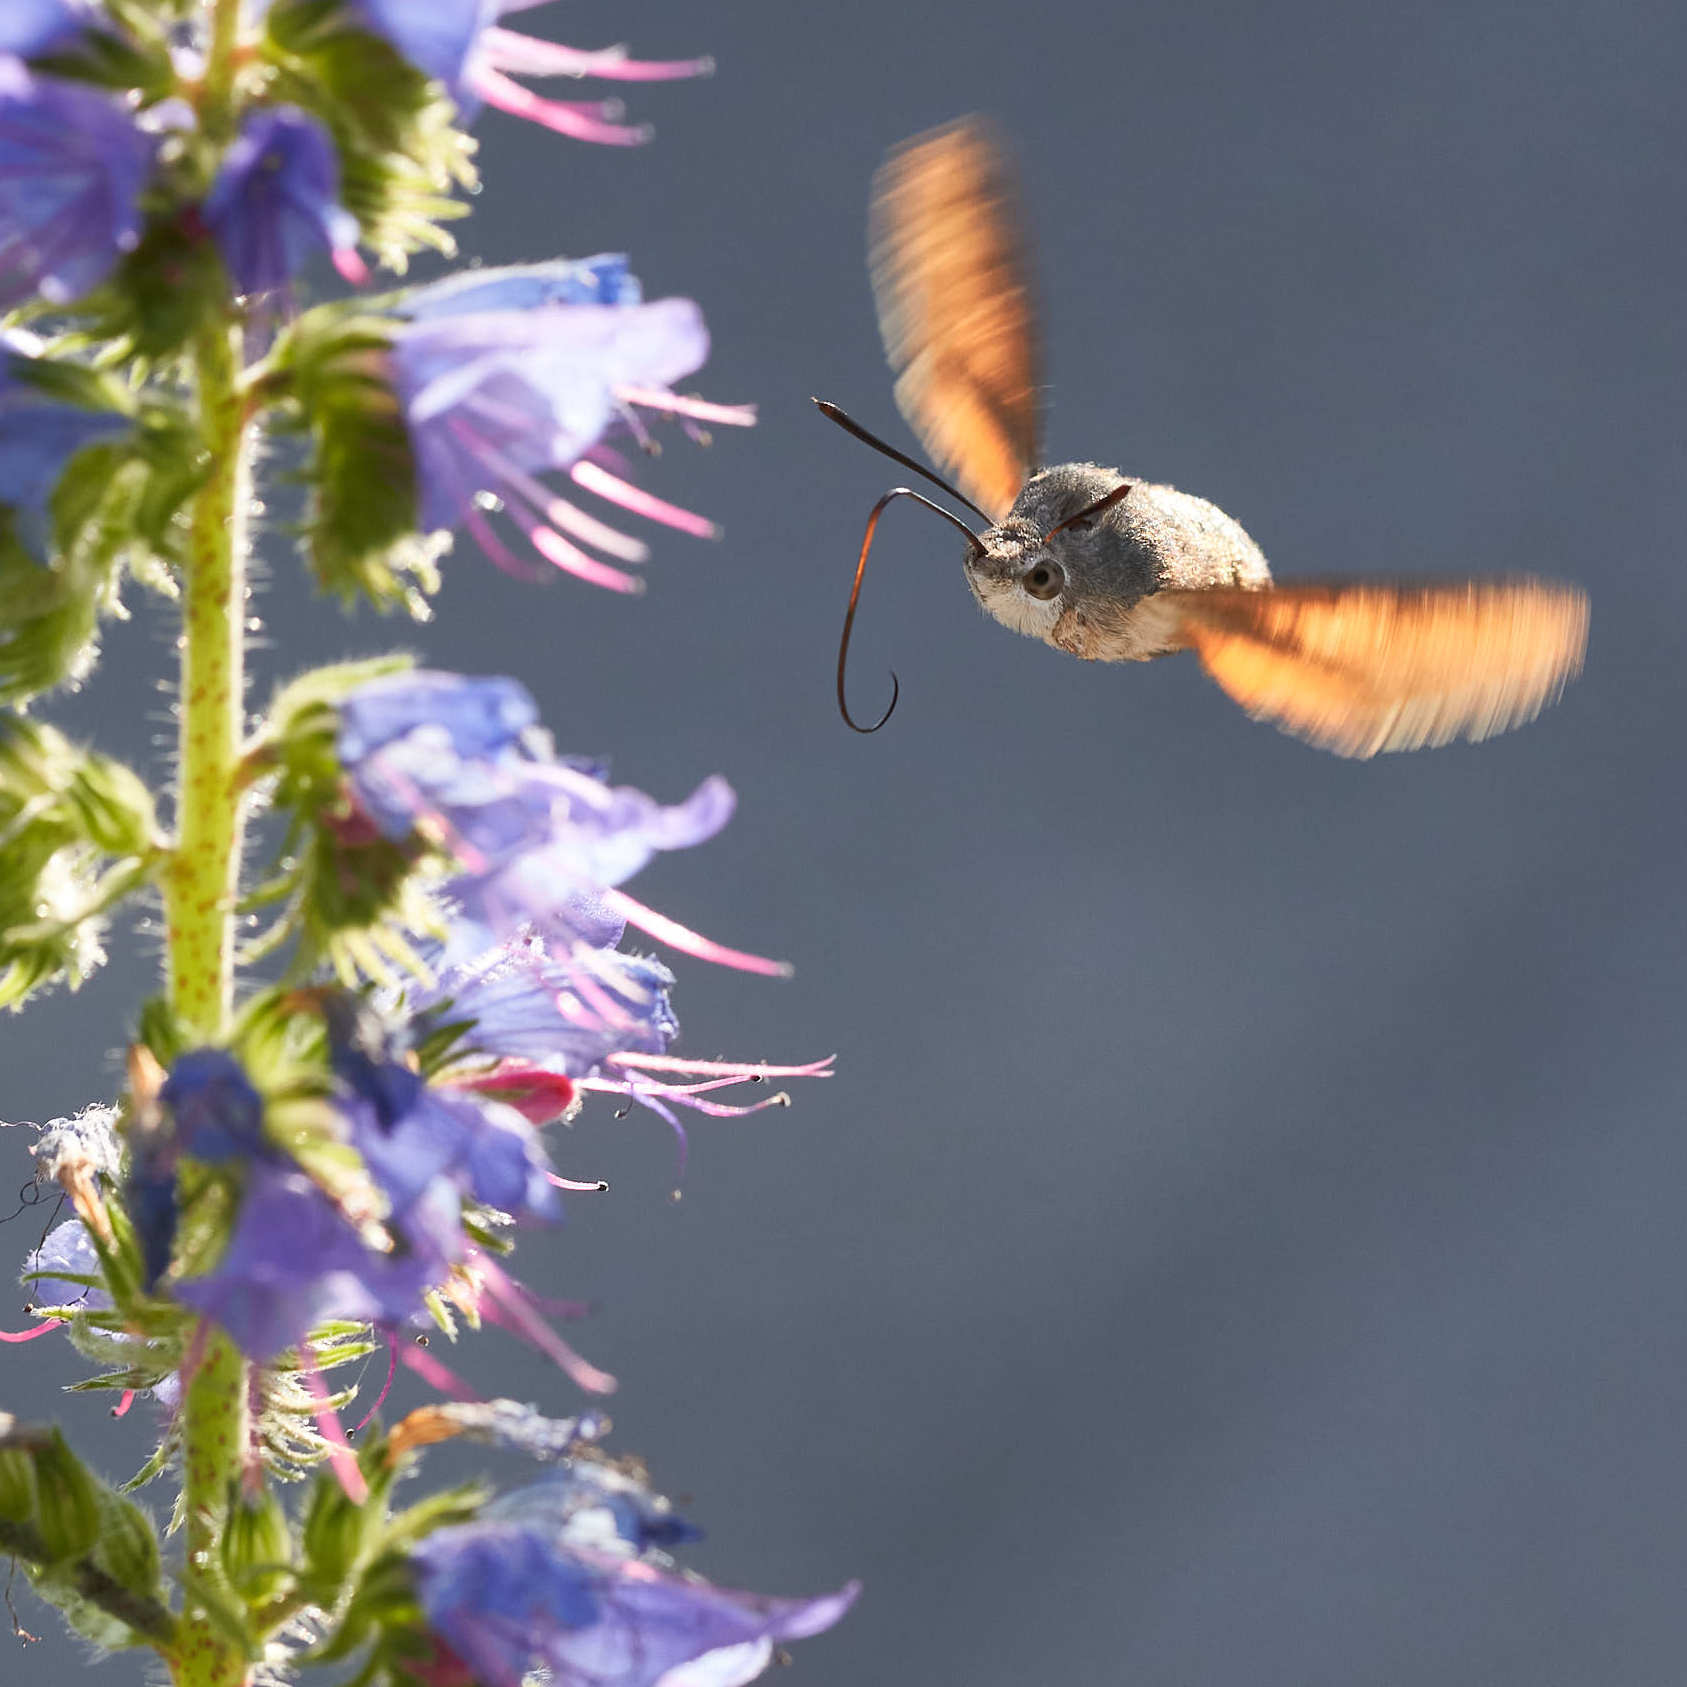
[
  {"xmin": 0, "ymin": 358, "xmax": 200, "ymax": 702},
  {"xmin": 81, "ymin": 215, "xmax": 234, "ymax": 369},
  {"xmin": 0, "ymin": 1447, "xmax": 38, "ymax": 1523},
  {"xmin": 241, "ymin": 656, "xmax": 453, "ymax": 978},
  {"xmin": 261, "ymin": 0, "xmax": 475, "ymax": 269},
  {"xmin": 0, "ymin": 718, "xmax": 162, "ymax": 1008},
  {"xmin": 222, "ymin": 1489, "xmax": 297, "ymax": 1609},
  {"xmin": 264, "ymin": 301, "xmax": 447, "ymax": 615},
  {"xmin": 29, "ymin": 1428, "xmax": 104, "ymax": 1562},
  {"xmin": 26, "ymin": 3, "xmax": 175, "ymax": 101}
]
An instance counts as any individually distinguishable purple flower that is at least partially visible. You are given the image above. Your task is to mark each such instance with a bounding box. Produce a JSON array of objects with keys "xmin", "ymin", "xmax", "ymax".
[
  {"xmin": 22, "ymin": 1218, "xmax": 109, "ymax": 1312},
  {"xmin": 410, "ymin": 1469, "xmax": 858, "ymax": 1687},
  {"xmin": 0, "ymin": 1, "xmax": 103, "ymax": 58},
  {"xmin": 344, "ymin": 1, "xmax": 711, "ymax": 144},
  {"xmin": 161, "ymin": 1049, "xmax": 271, "ymax": 1164},
  {"xmin": 0, "ymin": 332, "xmax": 130, "ymax": 558},
  {"xmin": 334, "ymin": 671, "xmax": 771, "ymax": 974},
  {"xmin": 424, "ymin": 940, "xmax": 678, "ymax": 1079},
  {"xmin": 327, "ymin": 1007, "xmax": 561, "ymax": 1230},
  {"xmin": 387, "ymin": 264, "xmax": 752, "ymax": 591},
  {"xmin": 173, "ymin": 1165, "xmax": 441, "ymax": 1360},
  {"xmin": 0, "ymin": 58, "xmax": 154, "ymax": 311},
  {"xmin": 202, "ymin": 106, "xmax": 367, "ymax": 299}
]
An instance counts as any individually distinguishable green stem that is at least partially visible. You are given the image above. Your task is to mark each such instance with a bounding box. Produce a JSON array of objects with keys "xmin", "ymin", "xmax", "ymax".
[
  {"xmin": 167, "ymin": 10, "xmax": 254, "ymax": 1683},
  {"xmin": 165, "ymin": 317, "xmax": 246, "ymax": 1038},
  {"xmin": 173, "ymin": 1329, "xmax": 251, "ymax": 1686}
]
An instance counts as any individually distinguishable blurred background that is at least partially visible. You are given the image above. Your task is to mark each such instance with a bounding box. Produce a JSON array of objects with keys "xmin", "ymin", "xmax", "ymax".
[{"xmin": 8, "ymin": 0, "xmax": 1687, "ymax": 1681}]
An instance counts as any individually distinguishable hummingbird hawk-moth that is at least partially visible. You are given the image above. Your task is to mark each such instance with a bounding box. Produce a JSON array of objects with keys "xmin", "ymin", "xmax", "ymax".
[{"xmin": 817, "ymin": 117, "xmax": 1589, "ymax": 757}]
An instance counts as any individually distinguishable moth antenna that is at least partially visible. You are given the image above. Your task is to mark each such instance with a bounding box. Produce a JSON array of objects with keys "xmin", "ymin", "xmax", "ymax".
[
  {"xmin": 813, "ymin": 397, "xmax": 993, "ymax": 525},
  {"xmin": 1044, "ymin": 478, "xmax": 1134, "ymax": 540},
  {"xmin": 838, "ymin": 486, "xmax": 984, "ymax": 734}
]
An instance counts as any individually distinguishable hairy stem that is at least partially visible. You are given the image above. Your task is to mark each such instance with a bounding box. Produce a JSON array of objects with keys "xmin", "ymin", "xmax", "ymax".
[
  {"xmin": 167, "ymin": 7, "xmax": 253, "ymax": 1684},
  {"xmin": 164, "ymin": 316, "xmax": 246, "ymax": 1040}
]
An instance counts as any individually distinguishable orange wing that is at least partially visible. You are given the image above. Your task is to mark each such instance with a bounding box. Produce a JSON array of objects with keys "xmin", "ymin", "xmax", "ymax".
[
  {"xmin": 869, "ymin": 118, "xmax": 1040, "ymax": 523},
  {"xmin": 1165, "ymin": 580, "xmax": 1589, "ymax": 758}
]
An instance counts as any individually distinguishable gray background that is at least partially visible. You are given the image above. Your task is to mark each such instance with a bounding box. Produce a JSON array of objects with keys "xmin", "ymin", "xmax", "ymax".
[{"xmin": 7, "ymin": 0, "xmax": 1687, "ymax": 1681}]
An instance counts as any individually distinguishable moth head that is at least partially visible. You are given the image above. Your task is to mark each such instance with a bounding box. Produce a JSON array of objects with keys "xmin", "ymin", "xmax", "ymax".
[{"xmin": 965, "ymin": 464, "xmax": 1147, "ymax": 639}]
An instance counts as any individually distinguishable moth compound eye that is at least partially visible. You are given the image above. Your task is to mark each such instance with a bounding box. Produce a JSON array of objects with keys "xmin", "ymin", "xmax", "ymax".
[{"xmin": 1022, "ymin": 560, "xmax": 1064, "ymax": 601}]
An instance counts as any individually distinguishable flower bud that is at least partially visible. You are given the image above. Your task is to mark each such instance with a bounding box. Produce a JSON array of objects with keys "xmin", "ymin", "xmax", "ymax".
[
  {"xmin": 29, "ymin": 1429, "xmax": 102, "ymax": 1561},
  {"xmin": 0, "ymin": 1446, "xmax": 38, "ymax": 1523},
  {"xmin": 90, "ymin": 1492, "xmax": 162, "ymax": 1601}
]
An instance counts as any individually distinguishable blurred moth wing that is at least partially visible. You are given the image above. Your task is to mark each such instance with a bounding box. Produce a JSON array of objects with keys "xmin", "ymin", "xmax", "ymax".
[
  {"xmin": 850, "ymin": 117, "xmax": 1588, "ymax": 756},
  {"xmin": 869, "ymin": 118, "xmax": 1041, "ymax": 523},
  {"xmin": 1166, "ymin": 580, "xmax": 1590, "ymax": 758}
]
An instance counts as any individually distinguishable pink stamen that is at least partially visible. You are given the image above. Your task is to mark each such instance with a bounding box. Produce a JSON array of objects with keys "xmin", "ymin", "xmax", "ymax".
[
  {"xmin": 608, "ymin": 1052, "xmax": 836, "ymax": 1079},
  {"xmin": 519, "ymin": 509, "xmax": 646, "ymax": 595},
  {"xmin": 547, "ymin": 1174, "xmax": 609, "ymax": 1193},
  {"xmin": 473, "ymin": 437, "xmax": 650, "ymax": 564},
  {"xmin": 350, "ymin": 1333, "xmax": 399, "ymax": 1435},
  {"xmin": 464, "ymin": 503, "xmax": 543, "ymax": 583},
  {"xmin": 0, "ymin": 1318, "xmax": 64, "ymax": 1342},
  {"xmin": 400, "ymin": 1340, "xmax": 482, "ymax": 1402},
  {"xmin": 614, "ymin": 386, "xmax": 758, "ymax": 428},
  {"xmin": 481, "ymin": 29, "xmax": 714, "ymax": 83},
  {"xmin": 571, "ymin": 458, "xmax": 719, "ymax": 538},
  {"xmin": 333, "ymin": 248, "xmax": 370, "ymax": 286},
  {"xmin": 111, "ymin": 1389, "xmax": 135, "ymax": 1419},
  {"xmin": 299, "ymin": 1346, "xmax": 369, "ymax": 1504},
  {"xmin": 472, "ymin": 66, "xmax": 653, "ymax": 145},
  {"xmin": 603, "ymin": 887, "xmax": 793, "ymax": 978},
  {"xmin": 581, "ymin": 1075, "xmax": 794, "ymax": 1121},
  {"xmin": 476, "ymin": 1257, "xmax": 617, "ymax": 1395}
]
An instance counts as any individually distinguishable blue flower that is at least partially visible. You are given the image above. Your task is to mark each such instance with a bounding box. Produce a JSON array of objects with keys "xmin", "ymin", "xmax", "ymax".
[
  {"xmin": 0, "ymin": 333, "xmax": 130, "ymax": 559},
  {"xmin": 202, "ymin": 106, "xmax": 366, "ymax": 300},
  {"xmin": 161, "ymin": 1049, "xmax": 271, "ymax": 1164},
  {"xmin": 0, "ymin": 1, "xmax": 103, "ymax": 58},
  {"xmin": 324, "ymin": 995, "xmax": 561, "ymax": 1229},
  {"xmin": 399, "ymin": 253, "xmax": 642, "ymax": 318},
  {"xmin": 335, "ymin": 671, "xmax": 764, "ymax": 973},
  {"xmin": 0, "ymin": 58, "xmax": 154, "ymax": 311},
  {"xmin": 21, "ymin": 1218, "xmax": 110, "ymax": 1312},
  {"xmin": 410, "ymin": 1469, "xmax": 859, "ymax": 1687},
  {"xmin": 387, "ymin": 265, "xmax": 751, "ymax": 590},
  {"xmin": 341, "ymin": 1, "xmax": 711, "ymax": 144},
  {"xmin": 343, "ymin": 0, "xmax": 494, "ymax": 102},
  {"xmin": 424, "ymin": 941, "xmax": 679, "ymax": 1079},
  {"xmin": 172, "ymin": 1165, "xmax": 441, "ymax": 1360}
]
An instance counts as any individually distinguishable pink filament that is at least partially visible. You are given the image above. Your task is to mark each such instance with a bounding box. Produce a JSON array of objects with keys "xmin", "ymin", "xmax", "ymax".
[
  {"xmin": 332, "ymin": 248, "xmax": 370, "ymax": 286},
  {"xmin": 604, "ymin": 887, "xmax": 793, "ymax": 977},
  {"xmin": 518, "ymin": 508, "xmax": 646, "ymax": 594},
  {"xmin": 400, "ymin": 1340, "xmax": 482, "ymax": 1402},
  {"xmin": 608, "ymin": 1052, "xmax": 836, "ymax": 1079},
  {"xmin": 570, "ymin": 458, "xmax": 719, "ymax": 538},
  {"xmin": 475, "ymin": 437, "xmax": 650, "ymax": 564},
  {"xmin": 476, "ymin": 1257, "xmax": 617, "ymax": 1395},
  {"xmin": 472, "ymin": 66, "xmax": 652, "ymax": 145},
  {"xmin": 350, "ymin": 1333, "xmax": 399, "ymax": 1434},
  {"xmin": 481, "ymin": 28, "xmax": 714, "ymax": 83},
  {"xmin": 299, "ymin": 1347, "xmax": 369, "ymax": 1504},
  {"xmin": 0, "ymin": 1318, "xmax": 64, "ymax": 1342},
  {"xmin": 111, "ymin": 1389, "xmax": 135, "ymax": 1419},
  {"xmin": 614, "ymin": 386, "xmax": 757, "ymax": 428},
  {"xmin": 547, "ymin": 1174, "xmax": 609, "ymax": 1193}
]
